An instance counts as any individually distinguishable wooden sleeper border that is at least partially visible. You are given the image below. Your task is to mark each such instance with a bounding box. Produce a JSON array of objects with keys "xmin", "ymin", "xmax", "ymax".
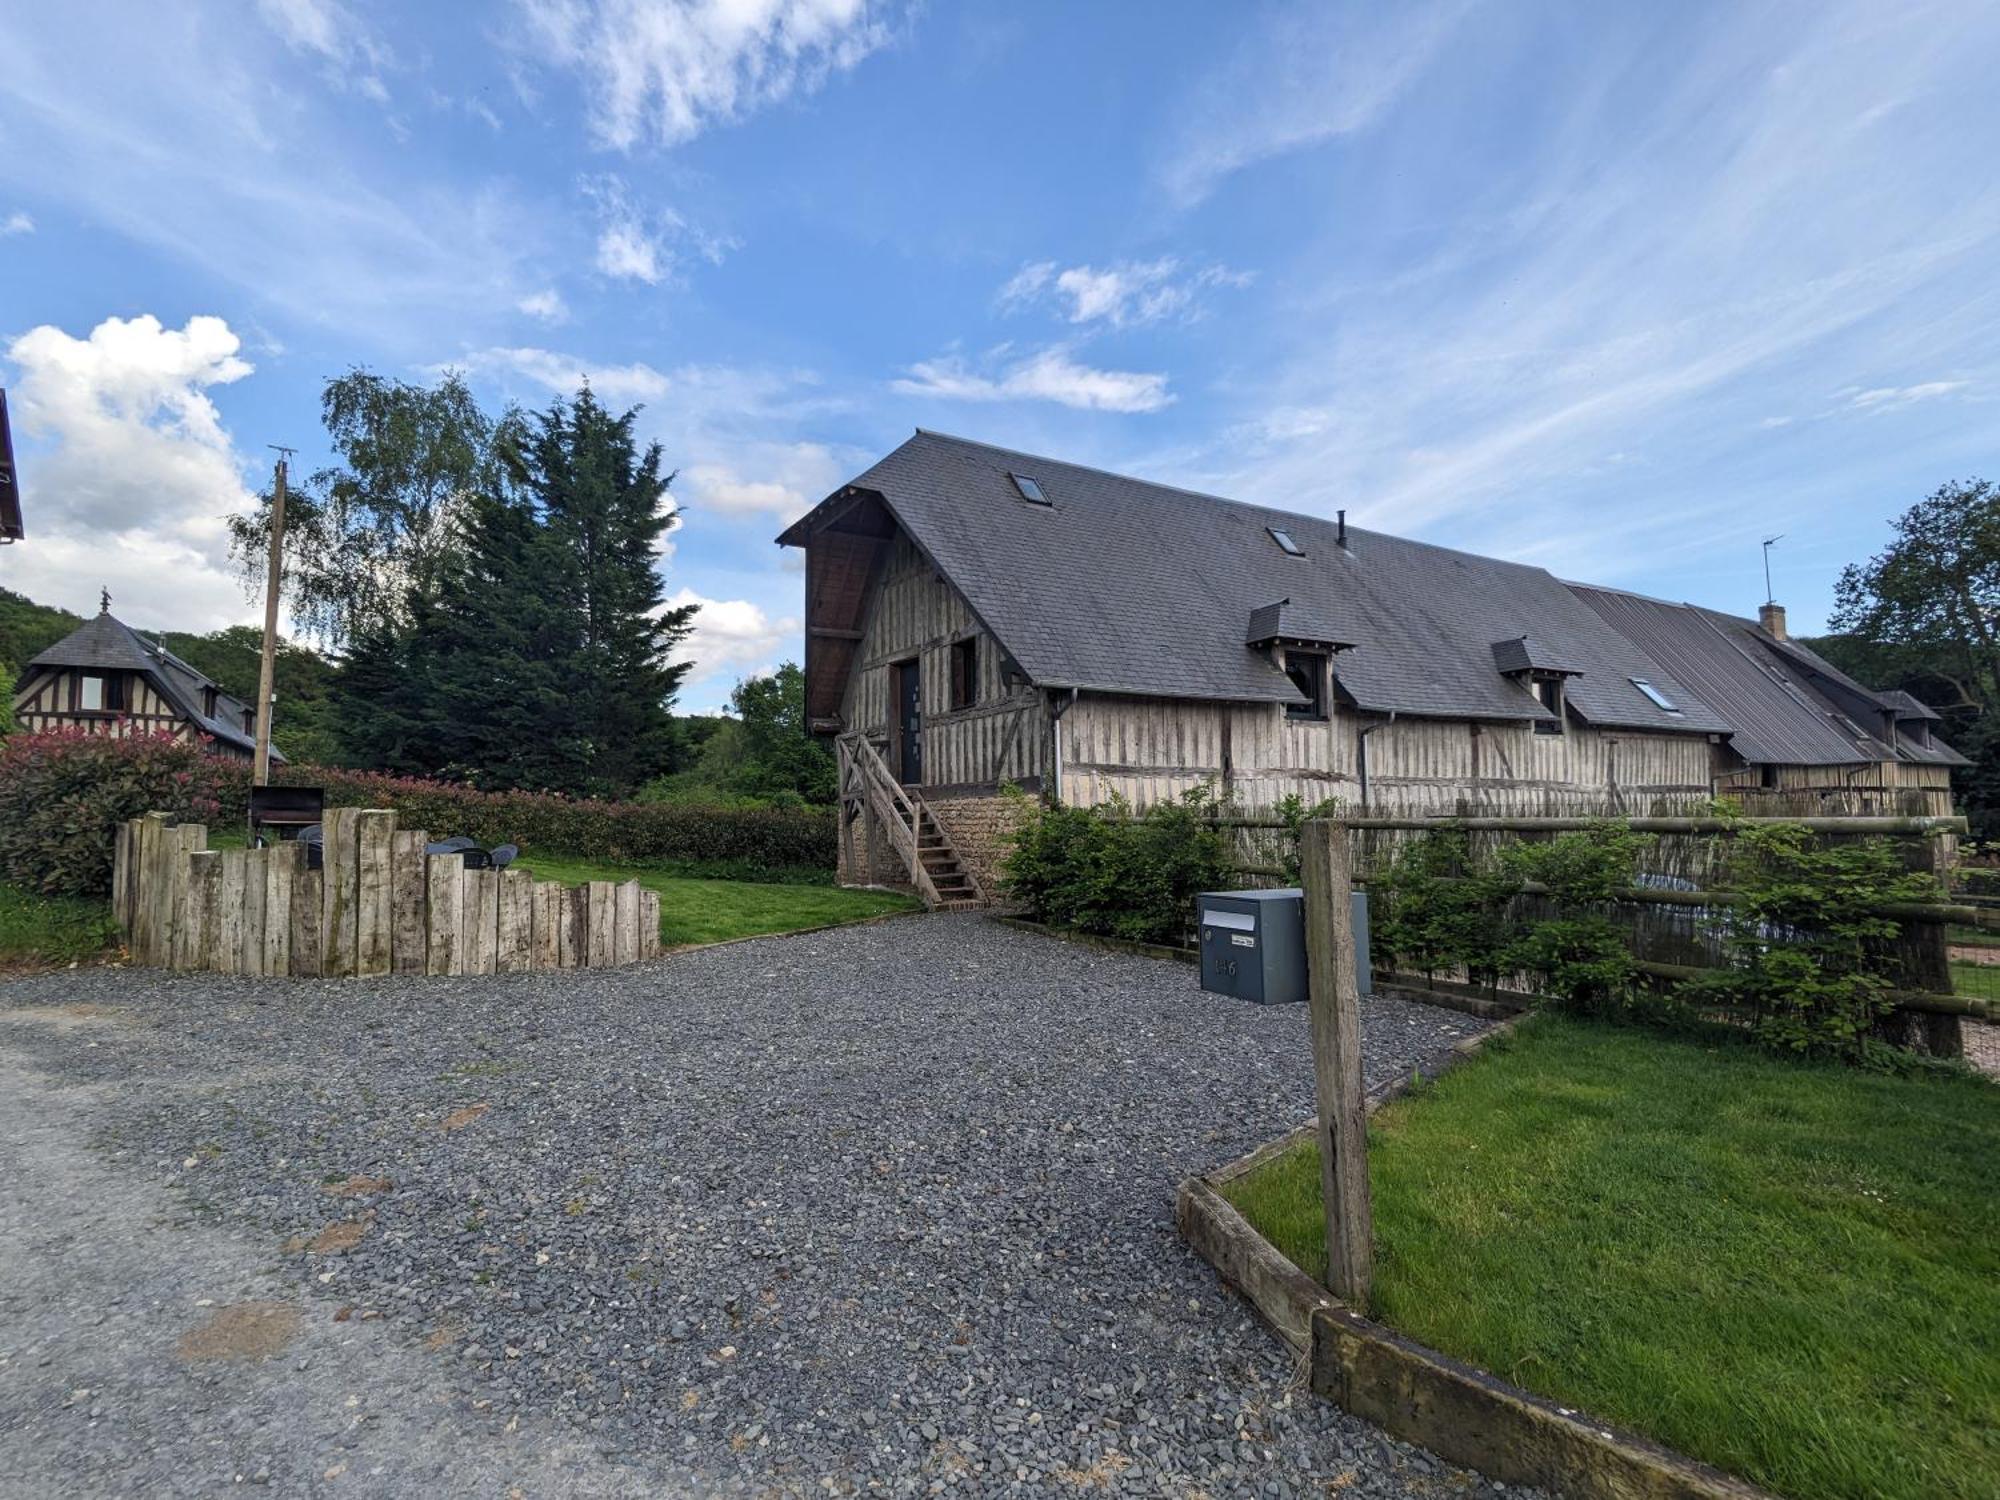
[
  {"xmin": 1177, "ymin": 1005, "xmax": 1779, "ymax": 1500},
  {"xmin": 112, "ymin": 811, "xmax": 662, "ymax": 978}
]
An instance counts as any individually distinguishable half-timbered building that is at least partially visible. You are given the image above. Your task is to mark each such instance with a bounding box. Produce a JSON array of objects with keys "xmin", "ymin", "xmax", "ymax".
[
  {"xmin": 779, "ymin": 431, "xmax": 1959, "ymax": 902},
  {"xmin": 11, "ymin": 602, "xmax": 281, "ymax": 763}
]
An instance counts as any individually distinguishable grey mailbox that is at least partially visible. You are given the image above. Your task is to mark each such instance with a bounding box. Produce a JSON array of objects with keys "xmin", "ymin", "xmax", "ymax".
[{"xmin": 1196, "ymin": 887, "xmax": 1371, "ymax": 1005}]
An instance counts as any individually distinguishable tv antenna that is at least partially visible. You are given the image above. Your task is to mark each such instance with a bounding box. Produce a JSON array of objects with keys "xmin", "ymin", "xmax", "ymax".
[{"xmin": 1762, "ymin": 534, "xmax": 1784, "ymax": 606}]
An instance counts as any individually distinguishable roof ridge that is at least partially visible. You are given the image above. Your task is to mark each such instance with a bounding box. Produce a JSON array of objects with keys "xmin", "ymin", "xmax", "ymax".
[{"xmin": 904, "ymin": 428, "xmax": 1566, "ymax": 575}]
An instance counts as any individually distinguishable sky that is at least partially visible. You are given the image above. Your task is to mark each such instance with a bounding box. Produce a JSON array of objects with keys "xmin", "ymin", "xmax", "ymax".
[{"xmin": 1, "ymin": 0, "xmax": 1995, "ymax": 714}]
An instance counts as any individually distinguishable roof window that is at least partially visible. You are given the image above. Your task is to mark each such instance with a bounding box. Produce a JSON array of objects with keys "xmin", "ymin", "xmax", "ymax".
[
  {"xmin": 1010, "ymin": 473, "xmax": 1049, "ymax": 505},
  {"xmin": 1268, "ymin": 527, "xmax": 1304, "ymax": 557},
  {"xmin": 1631, "ymin": 678, "xmax": 1681, "ymax": 713}
]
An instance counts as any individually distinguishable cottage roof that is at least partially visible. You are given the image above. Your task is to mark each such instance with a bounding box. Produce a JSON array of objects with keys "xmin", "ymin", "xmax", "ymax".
[
  {"xmin": 784, "ymin": 430, "xmax": 1725, "ymax": 734},
  {"xmin": 1491, "ymin": 636, "xmax": 1581, "ymax": 678},
  {"xmin": 1567, "ymin": 585, "xmax": 1964, "ymax": 768},
  {"xmin": 27, "ymin": 609, "xmax": 281, "ymax": 759}
]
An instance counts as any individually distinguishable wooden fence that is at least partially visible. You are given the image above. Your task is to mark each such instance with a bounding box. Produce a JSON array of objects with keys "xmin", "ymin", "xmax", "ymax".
[{"xmin": 111, "ymin": 810, "xmax": 661, "ymax": 978}]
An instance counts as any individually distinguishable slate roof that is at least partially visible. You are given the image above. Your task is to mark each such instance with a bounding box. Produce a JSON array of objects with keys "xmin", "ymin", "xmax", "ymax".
[
  {"xmin": 1245, "ymin": 599, "xmax": 1351, "ymax": 649},
  {"xmin": 1491, "ymin": 636, "xmax": 1580, "ymax": 677},
  {"xmin": 28, "ymin": 611, "xmax": 280, "ymax": 759},
  {"xmin": 1568, "ymin": 585, "xmax": 1964, "ymax": 768},
  {"xmin": 787, "ymin": 430, "xmax": 1726, "ymax": 735},
  {"xmin": 1881, "ymin": 689, "xmax": 1942, "ymax": 721}
]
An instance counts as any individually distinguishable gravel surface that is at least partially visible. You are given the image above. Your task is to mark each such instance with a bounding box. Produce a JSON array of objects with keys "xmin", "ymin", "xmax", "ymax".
[{"xmin": 0, "ymin": 913, "xmax": 1530, "ymax": 1499}]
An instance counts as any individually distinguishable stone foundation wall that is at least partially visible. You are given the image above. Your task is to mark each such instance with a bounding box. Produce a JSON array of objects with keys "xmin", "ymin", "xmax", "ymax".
[
  {"xmin": 924, "ymin": 790, "xmax": 1030, "ymax": 904},
  {"xmin": 834, "ymin": 809, "xmax": 916, "ymax": 894}
]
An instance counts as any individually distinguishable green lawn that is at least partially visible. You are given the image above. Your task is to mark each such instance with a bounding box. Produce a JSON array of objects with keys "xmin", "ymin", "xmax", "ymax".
[
  {"xmin": 516, "ymin": 853, "xmax": 918, "ymax": 946},
  {"xmin": 1221, "ymin": 1016, "xmax": 1999, "ymax": 1500},
  {"xmin": 0, "ymin": 883, "xmax": 120, "ymax": 965}
]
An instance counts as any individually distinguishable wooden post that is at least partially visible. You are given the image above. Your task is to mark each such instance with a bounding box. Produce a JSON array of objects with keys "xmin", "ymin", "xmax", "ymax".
[
  {"xmin": 355, "ymin": 810, "xmax": 394, "ymax": 977},
  {"xmin": 390, "ymin": 828, "xmax": 429, "ymax": 975},
  {"xmin": 179, "ymin": 849, "xmax": 219, "ymax": 971},
  {"xmin": 261, "ymin": 842, "xmax": 295, "ymax": 977},
  {"xmin": 134, "ymin": 813, "xmax": 171, "ymax": 964},
  {"xmin": 321, "ymin": 807, "xmax": 360, "ymax": 978},
  {"xmin": 613, "ymin": 879, "xmax": 641, "ymax": 966},
  {"xmin": 586, "ymin": 880, "xmax": 616, "ymax": 966},
  {"xmin": 463, "ymin": 868, "xmax": 499, "ymax": 976},
  {"xmin": 426, "ymin": 855, "xmax": 464, "ymax": 975},
  {"xmin": 113, "ymin": 820, "xmax": 132, "ymax": 934},
  {"xmin": 240, "ymin": 847, "xmax": 268, "ymax": 976},
  {"xmin": 216, "ymin": 849, "xmax": 247, "ymax": 977},
  {"xmin": 639, "ymin": 889, "xmax": 661, "ymax": 959},
  {"xmin": 1300, "ymin": 818, "xmax": 1374, "ymax": 1311},
  {"xmin": 251, "ymin": 452, "xmax": 288, "ymax": 787},
  {"xmin": 560, "ymin": 884, "xmax": 587, "ymax": 967},
  {"xmin": 496, "ymin": 869, "xmax": 533, "ymax": 973},
  {"xmin": 291, "ymin": 857, "xmax": 324, "ymax": 978},
  {"xmin": 530, "ymin": 882, "xmax": 561, "ymax": 970},
  {"xmin": 166, "ymin": 823, "xmax": 204, "ymax": 968}
]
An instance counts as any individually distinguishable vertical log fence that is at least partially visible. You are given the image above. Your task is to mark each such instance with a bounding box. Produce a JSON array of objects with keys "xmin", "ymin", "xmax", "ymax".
[{"xmin": 111, "ymin": 811, "xmax": 661, "ymax": 978}]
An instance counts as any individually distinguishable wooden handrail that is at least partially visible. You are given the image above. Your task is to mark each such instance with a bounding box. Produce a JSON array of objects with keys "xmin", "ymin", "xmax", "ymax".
[{"xmin": 841, "ymin": 733, "xmax": 943, "ymax": 906}]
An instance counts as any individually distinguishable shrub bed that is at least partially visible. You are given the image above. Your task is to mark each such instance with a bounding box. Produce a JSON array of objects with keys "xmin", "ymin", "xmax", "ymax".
[{"xmin": 0, "ymin": 731, "xmax": 835, "ymax": 898}]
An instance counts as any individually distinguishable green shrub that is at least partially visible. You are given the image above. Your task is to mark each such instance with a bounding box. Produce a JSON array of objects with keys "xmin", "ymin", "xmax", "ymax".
[
  {"xmin": 1498, "ymin": 825, "xmax": 1650, "ymax": 1016},
  {"xmin": 0, "ymin": 730, "xmax": 235, "ymax": 897},
  {"xmin": 1001, "ymin": 784, "xmax": 1236, "ymax": 945},
  {"xmin": 1369, "ymin": 828, "xmax": 1520, "ymax": 987},
  {"xmin": 1688, "ymin": 823, "xmax": 1944, "ymax": 1062}
]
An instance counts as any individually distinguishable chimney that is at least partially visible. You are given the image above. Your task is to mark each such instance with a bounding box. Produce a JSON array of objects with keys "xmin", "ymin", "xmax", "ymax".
[
  {"xmin": 1759, "ymin": 601, "xmax": 1787, "ymax": 641},
  {"xmin": 1337, "ymin": 509, "xmax": 1348, "ymax": 549}
]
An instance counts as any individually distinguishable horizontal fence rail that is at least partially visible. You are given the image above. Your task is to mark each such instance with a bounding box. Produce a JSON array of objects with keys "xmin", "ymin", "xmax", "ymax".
[{"xmin": 112, "ymin": 811, "xmax": 661, "ymax": 979}]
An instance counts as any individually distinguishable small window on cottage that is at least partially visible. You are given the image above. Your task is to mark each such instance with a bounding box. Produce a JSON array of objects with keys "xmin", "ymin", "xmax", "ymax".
[
  {"xmin": 1760, "ymin": 763, "xmax": 1780, "ymax": 789},
  {"xmin": 78, "ymin": 673, "xmax": 104, "ymax": 711},
  {"xmin": 949, "ymin": 637, "xmax": 979, "ymax": 711},
  {"xmin": 1631, "ymin": 678, "xmax": 1681, "ymax": 713},
  {"xmin": 203, "ymin": 686, "xmax": 218, "ymax": 718},
  {"xmin": 1533, "ymin": 677, "xmax": 1564, "ymax": 735},
  {"xmin": 1268, "ymin": 527, "xmax": 1304, "ymax": 557},
  {"xmin": 1010, "ymin": 473, "xmax": 1049, "ymax": 505},
  {"xmin": 1284, "ymin": 650, "xmax": 1327, "ymax": 721}
]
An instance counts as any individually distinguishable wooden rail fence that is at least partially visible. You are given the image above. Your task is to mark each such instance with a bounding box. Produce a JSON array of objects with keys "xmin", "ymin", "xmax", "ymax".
[{"xmin": 111, "ymin": 811, "xmax": 661, "ymax": 977}]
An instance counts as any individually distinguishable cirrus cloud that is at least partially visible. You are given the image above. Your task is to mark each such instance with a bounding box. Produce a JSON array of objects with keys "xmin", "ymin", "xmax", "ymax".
[{"xmin": 893, "ymin": 346, "xmax": 1174, "ymax": 413}]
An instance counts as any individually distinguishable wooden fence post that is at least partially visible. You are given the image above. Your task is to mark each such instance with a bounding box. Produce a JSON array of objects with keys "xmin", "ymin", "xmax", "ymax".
[
  {"xmin": 179, "ymin": 849, "xmax": 219, "ymax": 971},
  {"xmin": 586, "ymin": 880, "xmax": 616, "ymax": 966},
  {"xmin": 1300, "ymin": 818, "xmax": 1374, "ymax": 1311},
  {"xmin": 613, "ymin": 879, "xmax": 640, "ymax": 966},
  {"xmin": 321, "ymin": 808, "xmax": 360, "ymax": 978},
  {"xmin": 426, "ymin": 855, "xmax": 464, "ymax": 976},
  {"xmin": 529, "ymin": 882, "xmax": 561, "ymax": 970},
  {"xmin": 463, "ymin": 868, "xmax": 499, "ymax": 976},
  {"xmin": 216, "ymin": 849, "xmax": 248, "ymax": 977},
  {"xmin": 240, "ymin": 847, "xmax": 268, "ymax": 976},
  {"xmin": 390, "ymin": 829, "xmax": 429, "ymax": 975},
  {"xmin": 496, "ymin": 869, "xmax": 533, "ymax": 973},
  {"xmin": 639, "ymin": 889, "xmax": 661, "ymax": 959},
  {"xmin": 261, "ymin": 842, "xmax": 295, "ymax": 978},
  {"xmin": 560, "ymin": 884, "xmax": 588, "ymax": 967},
  {"xmin": 291, "ymin": 849, "xmax": 324, "ymax": 978},
  {"xmin": 355, "ymin": 810, "xmax": 395, "ymax": 977}
]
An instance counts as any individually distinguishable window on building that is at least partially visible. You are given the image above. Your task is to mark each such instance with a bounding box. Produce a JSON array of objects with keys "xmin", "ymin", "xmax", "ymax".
[
  {"xmin": 1268, "ymin": 527, "xmax": 1305, "ymax": 557},
  {"xmin": 1009, "ymin": 473, "xmax": 1049, "ymax": 505},
  {"xmin": 1631, "ymin": 678, "xmax": 1682, "ymax": 713},
  {"xmin": 77, "ymin": 672, "xmax": 124, "ymax": 712},
  {"xmin": 1760, "ymin": 763, "xmax": 1779, "ymax": 789},
  {"xmin": 1284, "ymin": 649, "xmax": 1327, "ymax": 721},
  {"xmin": 1533, "ymin": 677, "xmax": 1564, "ymax": 735},
  {"xmin": 949, "ymin": 636, "xmax": 979, "ymax": 711},
  {"xmin": 203, "ymin": 686, "xmax": 217, "ymax": 718}
]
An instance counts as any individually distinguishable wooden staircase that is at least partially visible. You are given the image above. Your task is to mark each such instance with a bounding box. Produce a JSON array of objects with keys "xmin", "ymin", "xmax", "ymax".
[{"xmin": 837, "ymin": 733, "xmax": 985, "ymax": 910}]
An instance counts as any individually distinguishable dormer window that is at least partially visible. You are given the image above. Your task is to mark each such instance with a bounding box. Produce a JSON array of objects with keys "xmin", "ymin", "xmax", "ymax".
[
  {"xmin": 1284, "ymin": 649, "xmax": 1327, "ymax": 721},
  {"xmin": 77, "ymin": 672, "xmax": 124, "ymax": 712},
  {"xmin": 1532, "ymin": 677, "xmax": 1565, "ymax": 734}
]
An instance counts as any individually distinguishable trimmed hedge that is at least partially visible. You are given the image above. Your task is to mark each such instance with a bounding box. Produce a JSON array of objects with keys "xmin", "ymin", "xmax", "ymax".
[
  {"xmin": 0, "ymin": 730, "xmax": 234, "ymax": 897},
  {"xmin": 0, "ymin": 731, "xmax": 835, "ymax": 898}
]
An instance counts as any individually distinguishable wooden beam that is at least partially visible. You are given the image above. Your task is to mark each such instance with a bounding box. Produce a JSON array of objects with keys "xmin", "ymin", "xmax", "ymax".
[
  {"xmin": 354, "ymin": 810, "xmax": 395, "ymax": 977},
  {"xmin": 586, "ymin": 880, "xmax": 616, "ymax": 966},
  {"xmin": 809, "ymin": 626, "xmax": 865, "ymax": 641},
  {"xmin": 390, "ymin": 829, "xmax": 429, "ymax": 975},
  {"xmin": 1300, "ymin": 818, "xmax": 1373, "ymax": 1311},
  {"xmin": 496, "ymin": 869, "xmax": 534, "ymax": 973},
  {"xmin": 321, "ymin": 808, "xmax": 360, "ymax": 978},
  {"xmin": 291, "ymin": 859, "xmax": 324, "ymax": 978},
  {"xmin": 425, "ymin": 856, "xmax": 464, "ymax": 976}
]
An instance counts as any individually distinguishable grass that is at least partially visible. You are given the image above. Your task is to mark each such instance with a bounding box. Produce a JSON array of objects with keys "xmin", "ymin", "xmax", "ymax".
[
  {"xmin": 0, "ymin": 882, "xmax": 120, "ymax": 965},
  {"xmin": 516, "ymin": 852, "xmax": 918, "ymax": 946},
  {"xmin": 1220, "ymin": 1015, "xmax": 2000, "ymax": 1500}
]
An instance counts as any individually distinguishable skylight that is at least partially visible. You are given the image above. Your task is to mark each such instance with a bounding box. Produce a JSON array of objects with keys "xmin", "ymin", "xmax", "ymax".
[
  {"xmin": 1010, "ymin": 472, "xmax": 1049, "ymax": 505},
  {"xmin": 1268, "ymin": 527, "xmax": 1304, "ymax": 557},
  {"xmin": 1631, "ymin": 678, "xmax": 1681, "ymax": 713}
]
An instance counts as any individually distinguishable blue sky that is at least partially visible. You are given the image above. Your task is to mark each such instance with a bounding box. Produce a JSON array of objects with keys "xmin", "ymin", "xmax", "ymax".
[{"xmin": 1, "ymin": 0, "xmax": 1995, "ymax": 713}]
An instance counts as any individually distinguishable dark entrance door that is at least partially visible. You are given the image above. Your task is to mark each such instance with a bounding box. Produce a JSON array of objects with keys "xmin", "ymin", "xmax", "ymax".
[{"xmin": 894, "ymin": 658, "xmax": 922, "ymax": 784}]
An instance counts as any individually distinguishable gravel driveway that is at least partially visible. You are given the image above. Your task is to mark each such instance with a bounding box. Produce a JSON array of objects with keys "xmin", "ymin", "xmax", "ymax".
[{"xmin": 0, "ymin": 913, "xmax": 1523, "ymax": 1499}]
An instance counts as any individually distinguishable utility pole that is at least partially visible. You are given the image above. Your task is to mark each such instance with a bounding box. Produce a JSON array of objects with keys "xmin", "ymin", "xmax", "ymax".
[{"xmin": 252, "ymin": 449, "xmax": 293, "ymax": 787}]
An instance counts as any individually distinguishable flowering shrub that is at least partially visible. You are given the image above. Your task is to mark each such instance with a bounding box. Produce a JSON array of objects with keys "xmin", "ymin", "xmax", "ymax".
[{"xmin": 0, "ymin": 730, "xmax": 233, "ymax": 897}]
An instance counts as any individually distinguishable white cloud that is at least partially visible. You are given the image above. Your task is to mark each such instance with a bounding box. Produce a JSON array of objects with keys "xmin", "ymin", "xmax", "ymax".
[
  {"xmin": 517, "ymin": 288, "xmax": 569, "ymax": 323},
  {"xmin": 664, "ymin": 587, "xmax": 798, "ymax": 679},
  {"xmin": 512, "ymin": 0, "xmax": 900, "ymax": 150},
  {"xmin": 1160, "ymin": 1, "xmax": 1470, "ymax": 205},
  {"xmin": 596, "ymin": 220, "xmax": 665, "ymax": 284},
  {"xmin": 1842, "ymin": 380, "xmax": 1969, "ymax": 411},
  {"xmin": 682, "ymin": 441, "xmax": 849, "ymax": 523},
  {"xmin": 1001, "ymin": 258, "xmax": 1252, "ymax": 328},
  {"xmin": 0, "ymin": 313, "xmax": 260, "ymax": 631},
  {"xmin": 1, "ymin": 211, "xmax": 32, "ymax": 237},
  {"xmin": 584, "ymin": 175, "xmax": 732, "ymax": 287},
  {"xmin": 894, "ymin": 346, "xmax": 1175, "ymax": 413},
  {"xmin": 255, "ymin": 0, "xmax": 392, "ymax": 95}
]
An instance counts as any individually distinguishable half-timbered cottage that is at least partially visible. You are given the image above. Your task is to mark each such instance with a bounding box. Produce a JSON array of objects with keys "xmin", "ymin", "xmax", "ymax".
[
  {"xmin": 778, "ymin": 431, "xmax": 1958, "ymax": 901},
  {"xmin": 11, "ymin": 602, "xmax": 280, "ymax": 763}
]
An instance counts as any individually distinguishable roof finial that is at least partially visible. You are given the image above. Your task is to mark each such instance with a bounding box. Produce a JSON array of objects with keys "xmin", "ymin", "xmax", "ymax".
[{"xmin": 100, "ymin": 586, "xmax": 111, "ymax": 615}]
